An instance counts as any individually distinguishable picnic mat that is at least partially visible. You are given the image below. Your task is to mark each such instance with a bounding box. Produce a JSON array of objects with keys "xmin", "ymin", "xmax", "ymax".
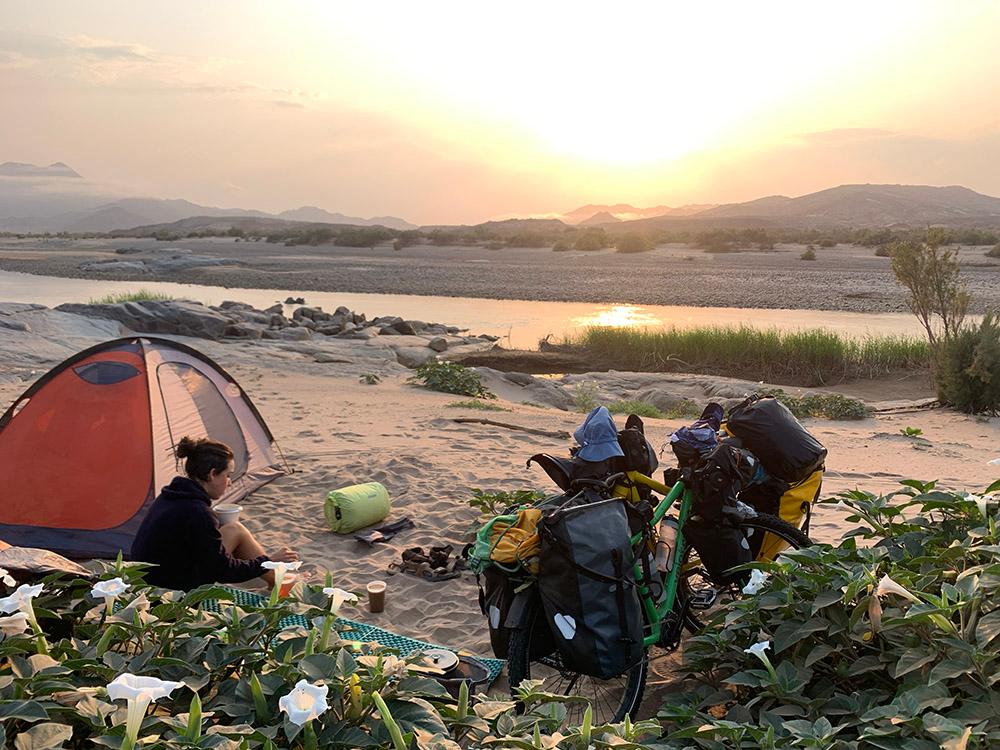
[{"xmin": 206, "ymin": 587, "xmax": 505, "ymax": 684}]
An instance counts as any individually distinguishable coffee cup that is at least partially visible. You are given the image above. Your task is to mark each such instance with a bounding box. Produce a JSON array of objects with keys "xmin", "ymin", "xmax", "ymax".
[
  {"xmin": 278, "ymin": 574, "xmax": 296, "ymax": 598},
  {"xmin": 214, "ymin": 503, "xmax": 242, "ymax": 526},
  {"xmin": 367, "ymin": 580, "xmax": 386, "ymax": 613}
]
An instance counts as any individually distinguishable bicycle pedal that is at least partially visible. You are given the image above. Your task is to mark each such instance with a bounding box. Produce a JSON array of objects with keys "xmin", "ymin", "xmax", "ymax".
[{"xmin": 689, "ymin": 587, "xmax": 719, "ymax": 610}]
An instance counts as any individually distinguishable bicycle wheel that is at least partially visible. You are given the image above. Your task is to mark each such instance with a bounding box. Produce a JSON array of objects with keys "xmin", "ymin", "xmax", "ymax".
[
  {"xmin": 507, "ymin": 592, "xmax": 648, "ymax": 724},
  {"xmin": 678, "ymin": 512, "xmax": 812, "ymax": 633}
]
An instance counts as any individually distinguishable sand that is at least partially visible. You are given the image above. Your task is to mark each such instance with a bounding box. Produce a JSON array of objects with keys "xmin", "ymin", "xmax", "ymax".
[{"xmin": 0, "ymin": 305, "xmax": 998, "ymax": 711}]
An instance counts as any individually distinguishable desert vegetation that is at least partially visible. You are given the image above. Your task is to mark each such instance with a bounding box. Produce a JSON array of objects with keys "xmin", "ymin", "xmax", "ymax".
[{"xmin": 87, "ymin": 289, "xmax": 172, "ymax": 304}]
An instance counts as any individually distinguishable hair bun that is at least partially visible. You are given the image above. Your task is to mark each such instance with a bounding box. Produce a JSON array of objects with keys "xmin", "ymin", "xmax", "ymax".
[{"xmin": 175, "ymin": 436, "xmax": 199, "ymax": 459}]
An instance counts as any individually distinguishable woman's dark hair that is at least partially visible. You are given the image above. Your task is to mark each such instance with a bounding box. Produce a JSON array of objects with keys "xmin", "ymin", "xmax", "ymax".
[{"xmin": 176, "ymin": 437, "xmax": 234, "ymax": 481}]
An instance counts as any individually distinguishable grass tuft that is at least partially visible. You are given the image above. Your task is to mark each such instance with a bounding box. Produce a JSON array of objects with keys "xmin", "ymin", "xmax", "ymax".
[
  {"xmin": 569, "ymin": 325, "xmax": 929, "ymax": 387},
  {"xmin": 88, "ymin": 289, "xmax": 172, "ymax": 304},
  {"xmin": 445, "ymin": 399, "xmax": 511, "ymax": 412}
]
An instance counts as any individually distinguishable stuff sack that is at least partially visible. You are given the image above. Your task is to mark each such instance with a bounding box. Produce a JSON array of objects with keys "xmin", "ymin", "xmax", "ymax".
[
  {"xmin": 537, "ymin": 496, "xmax": 643, "ymax": 679},
  {"xmin": 690, "ymin": 443, "xmax": 759, "ymax": 522},
  {"xmin": 725, "ymin": 396, "xmax": 827, "ymax": 483},
  {"xmin": 479, "ymin": 566, "xmax": 517, "ymax": 658},
  {"xmin": 324, "ymin": 482, "xmax": 391, "ymax": 534},
  {"xmin": 684, "ymin": 518, "xmax": 753, "ymax": 585}
]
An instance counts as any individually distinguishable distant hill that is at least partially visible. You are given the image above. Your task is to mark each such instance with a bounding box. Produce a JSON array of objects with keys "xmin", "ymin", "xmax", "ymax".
[
  {"xmin": 689, "ymin": 184, "xmax": 1000, "ymax": 228},
  {"xmin": 0, "ymin": 161, "xmax": 81, "ymax": 178},
  {"xmin": 562, "ymin": 203, "xmax": 716, "ymax": 224},
  {"xmin": 580, "ymin": 211, "xmax": 621, "ymax": 225},
  {"xmin": 279, "ymin": 206, "xmax": 416, "ymax": 230}
]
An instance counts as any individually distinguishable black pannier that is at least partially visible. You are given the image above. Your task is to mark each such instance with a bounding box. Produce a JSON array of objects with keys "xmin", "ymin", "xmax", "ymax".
[
  {"xmin": 537, "ymin": 495, "xmax": 644, "ymax": 679},
  {"xmin": 684, "ymin": 519, "xmax": 752, "ymax": 585},
  {"xmin": 478, "ymin": 566, "xmax": 555, "ymax": 660},
  {"xmin": 726, "ymin": 396, "xmax": 827, "ymax": 483}
]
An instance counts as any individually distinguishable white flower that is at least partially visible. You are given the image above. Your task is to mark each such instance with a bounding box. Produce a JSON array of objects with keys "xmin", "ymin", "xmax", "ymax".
[
  {"xmin": 262, "ymin": 560, "xmax": 302, "ymax": 601},
  {"xmin": 278, "ymin": 679, "xmax": 329, "ymax": 726},
  {"xmin": 744, "ymin": 641, "xmax": 771, "ymax": 659},
  {"xmin": 0, "ymin": 583, "xmax": 44, "ymax": 628},
  {"xmin": 0, "ymin": 567, "xmax": 15, "ymax": 587},
  {"xmin": 322, "ymin": 587, "xmax": 358, "ymax": 617},
  {"xmin": 868, "ymin": 594, "xmax": 883, "ymax": 634},
  {"xmin": 380, "ymin": 654, "xmax": 409, "ymax": 679},
  {"xmin": 741, "ymin": 569, "xmax": 770, "ymax": 595},
  {"xmin": 107, "ymin": 673, "xmax": 185, "ymax": 750},
  {"xmin": 91, "ymin": 577, "xmax": 130, "ymax": 616},
  {"xmin": 875, "ymin": 574, "xmax": 920, "ymax": 603},
  {"xmin": 0, "ymin": 612, "xmax": 30, "ymax": 636}
]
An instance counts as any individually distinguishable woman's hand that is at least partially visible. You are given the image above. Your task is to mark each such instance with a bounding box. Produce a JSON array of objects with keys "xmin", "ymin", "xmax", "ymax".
[{"xmin": 269, "ymin": 547, "xmax": 299, "ymax": 563}]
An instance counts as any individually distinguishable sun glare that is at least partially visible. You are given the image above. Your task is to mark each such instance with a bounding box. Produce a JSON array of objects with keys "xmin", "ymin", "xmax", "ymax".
[{"xmin": 573, "ymin": 305, "xmax": 662, "ymax": 329}]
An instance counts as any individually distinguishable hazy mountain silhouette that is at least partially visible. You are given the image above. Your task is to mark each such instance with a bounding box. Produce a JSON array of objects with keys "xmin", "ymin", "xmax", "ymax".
[
  {"xmin": 278, "ymin": 206, "xmax": 416, "ymax": 230},
  {"xmin": 0, "ymin": 161, "xmax": 82, "ymax": 178},
  {"xmin": 562, "ymin": 203, "xmax": 716, "ymax": 224}
]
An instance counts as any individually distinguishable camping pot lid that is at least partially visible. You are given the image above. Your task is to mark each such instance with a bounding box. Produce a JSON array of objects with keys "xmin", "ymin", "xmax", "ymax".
[{"xmin": 422, "ymin": 648, "xmax": 459, "ymax": 673}]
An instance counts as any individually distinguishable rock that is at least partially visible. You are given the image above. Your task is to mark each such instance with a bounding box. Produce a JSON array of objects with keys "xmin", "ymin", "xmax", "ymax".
[
  {"xmin": 55, "ymin": 300, "xmax": 231, "ymax": 340},
  {"xmin": 293, "ymin": 306, "xmax": 323, "ymax": 321},
  {"xmin": 395, "ymin": 347, "xmax": 437, "ymax": 368},
  {"xmin": 634, "ymin": 387, "xmax": 690, "ymax": 413},
  {"xmin": 335, "ymin": 306, "xmax": 352, "ymax": 317},
  {"xmin": 223, "ymin": 323, "xmax": 263, "ymax": 339},
  {"xmin": 79, "ymin": 260, "xmax": 148, "ymax": 273},
  {"xmin": 394, "ymin": 321, "xmax": 418, "ymax": 335},
  {"xmin": 406, "ymin": 319, "xmax": 427, "ymax": 333},
  {"xmin": 504, "ymin": 372, "xmax": 535, "ymax": 386},
  {"xmin": 379, "ymin": 326, "xmax": 400, "ymax": 336},
  {"xmin": 374, "ymin": 316, "xmax": 402, "ymax": 328},
  {"xmin": 314, "ymin": 323, "xmax": 343, "ymax": 336},
  {"xmin": 277, "ymin": 326, "xmax": 312, "ymax": 341},
  {"xmin": 0, "ymin": 318, "xmax": 31, "ymax": 332},
  {"xmin": 285, "ymin": 296, "xmax": 306, "ymax": 304},
  {"xmin": 352, "ymin": 312, "xmax": 367, "ymax": 325},
  {"xmin": 428, "ymin": 336, "xmax": 448, "ymax": 352},
  {"xmin": 265, "ymin": 303, "xmax": 284, "ymax": 314},
  {"xmin": 269, "ymin": 314, "xmax": 287, "ymax": 328},
  {"xmin": 341, "ymin": 321, "xmax": 357, "ymax": 334},
  {"xmin": 219, "ymin": 300, "xmax": 252, "ymax": 310}
]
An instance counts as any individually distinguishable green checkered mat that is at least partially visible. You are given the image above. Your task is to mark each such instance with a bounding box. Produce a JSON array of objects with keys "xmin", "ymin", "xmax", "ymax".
[{"xmin": 204, "ymin": 587, "xmax": 505, "ymax": 684}]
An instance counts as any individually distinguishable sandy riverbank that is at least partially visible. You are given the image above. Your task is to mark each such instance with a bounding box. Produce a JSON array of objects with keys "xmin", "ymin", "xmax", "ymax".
[
  {"xmin": 0, "ymin": 303, "xmax": 997, "ymax": 712},
  {"xmin": 2, "ymin": 236, "xmax": 1000, "ymax": 314}
]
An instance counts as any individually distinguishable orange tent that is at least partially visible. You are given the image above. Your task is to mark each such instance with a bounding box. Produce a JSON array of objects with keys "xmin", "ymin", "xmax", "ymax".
[{"xmin": 0, "ymin": 337, "xmax": 285, "ymax": 558}]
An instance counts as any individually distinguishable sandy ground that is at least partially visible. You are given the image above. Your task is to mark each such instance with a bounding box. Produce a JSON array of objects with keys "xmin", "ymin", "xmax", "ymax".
[
  {"xmin": 2, "ymin": 236, "xmax": 999, "ymax": 313},
  {"xmin": 1, "ymin": 309, "xmax": 998, "ymax": 714}
]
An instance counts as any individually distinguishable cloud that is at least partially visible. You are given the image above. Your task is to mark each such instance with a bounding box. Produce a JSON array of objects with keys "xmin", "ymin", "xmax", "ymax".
[
  {"xmin": 797, "ymin": 128, "xmax": 894, "ymax": 145},
  {"xmin": 269, "ymin": 100, "xmax": 306, "ymax": 109},
  {"xmin": 72, "ymin": 40, "xmax": 155, "ymax": 63}
]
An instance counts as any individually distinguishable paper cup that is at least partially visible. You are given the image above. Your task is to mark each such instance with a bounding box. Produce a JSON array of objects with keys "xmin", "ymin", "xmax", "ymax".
[
  {"xmin": 367, "ymin": 580, "xmax": 386, "ymax": 613},
  {"xmin": 278, "ymin": 574, "xmax": 296, "ymax": 598},
  {"xmin": 214, "ymin": 503, "xmax": 242, "ymax": 526}
]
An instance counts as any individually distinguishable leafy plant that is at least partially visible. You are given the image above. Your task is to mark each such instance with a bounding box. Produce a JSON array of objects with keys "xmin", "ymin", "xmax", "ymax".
[
  {"xmin": 88, "ymin": 290, "xmax": 172, "ymax": 304},
  {"xmin": 758, "ymin": 388, "xmax": 869, "ymax": 420},
  {"xmin": 799, "ymin": 246, "xmax": 816, "ymax": 261},
  {"xmin": 606, "ymin": 399, "xmax": 664, "ymax": 419},
  {"xmin": 466, "ymin": 488, "xmax": 544, "ymax": 517},
  {"xmin": 900, "ymin": 426, "xmax": 924, "ymax": 437},
  {"xmin": 659, "ymin": 478, "xmax": 1000, "ymax": 749},
  {"xmin": 359, "ymin": 373, "xmax": 381, "ymax": 385},
  {"xmin": 986, "ymin": 243, "xmax": 1000, "ymax": 258},
  {"xmin": 407, "ymin": 361, "xmax": 495, "ymax": 399},
  {"xmin": 572, "ymin": 382, "xmax": 599, "ymax": 413},
  {"xmin": 445, "ymin": 399, "xmax": 510, "ymax": 412},
  {"xmin": 935, "ymin": 311, "xmax": 1000, "ymax": 414}
]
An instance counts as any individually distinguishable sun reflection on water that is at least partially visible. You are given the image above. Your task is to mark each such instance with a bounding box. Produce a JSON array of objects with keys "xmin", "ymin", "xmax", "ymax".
[{"xmin": 571, "ymin": 304, "xmax": 662, "ymax": 329}]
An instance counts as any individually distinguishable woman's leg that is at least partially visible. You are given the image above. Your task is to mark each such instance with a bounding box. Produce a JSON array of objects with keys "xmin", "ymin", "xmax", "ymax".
[{"xmin": 220, "ymin": 522, "xmax": 275, "ymax": 585}]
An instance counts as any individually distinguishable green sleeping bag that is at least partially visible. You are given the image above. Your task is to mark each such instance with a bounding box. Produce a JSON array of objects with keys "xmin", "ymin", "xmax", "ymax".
[{"xmin": 325, "ymin": 482, "xmax": 391, "ymax": 533}]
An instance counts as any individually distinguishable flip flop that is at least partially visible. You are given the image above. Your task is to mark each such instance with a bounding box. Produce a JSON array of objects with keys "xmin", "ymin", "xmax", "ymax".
[{"xmin": 354, "ymin": 517, "xmax": 416, "ymax": 547}]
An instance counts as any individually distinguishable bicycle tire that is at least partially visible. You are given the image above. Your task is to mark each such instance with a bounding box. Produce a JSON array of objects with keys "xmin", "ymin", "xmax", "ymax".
[
  {"xmin": 678, "ymin": 512, "xmax": 812, "ymax": 633},
  {"xmin": 506, "ymin": 592, "xmax": 648, "ymax": 724}
]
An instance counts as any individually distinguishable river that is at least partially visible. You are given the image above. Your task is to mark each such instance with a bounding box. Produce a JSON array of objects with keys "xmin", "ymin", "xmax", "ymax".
[{"xmin": 0, "ymin": 269, "xmax": 928, "ymax": 349}]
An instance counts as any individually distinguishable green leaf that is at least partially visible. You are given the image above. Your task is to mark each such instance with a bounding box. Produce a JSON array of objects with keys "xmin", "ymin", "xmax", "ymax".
[
  {"xmin": 14, "ymin": 722, "xmax": 73, "ymax": 750},
  {"xmin": 810, "ymin": 590, "xmax": 844, "ymax": 614},
  {"xmin": 927, "ymin": 658, "xmax": 973, "ymax": 685},
  {"xmin": 847, "ymin": 655, "xmax": 883, "ymax": 676},
  {"xmin": 976, "ymin": 608, "xmax": 1000, "ymax": 648},
  {"xmin": 804, "ymin": 643, "xmax": 836, "ymax": 668},
  {"xmin": 334, "ymin": 648, "xmax": 357, "ymax": 679},
  {"xmin": 0, "ymin": 700, "xmax": 50, "ymax": 723},
  {"xmin": 892, "ymin": 648, "xmax": 937, "ymax": 678},
  {"xmin": 299, "ymin": 653, "xmax": 340, "ymax": 681}
]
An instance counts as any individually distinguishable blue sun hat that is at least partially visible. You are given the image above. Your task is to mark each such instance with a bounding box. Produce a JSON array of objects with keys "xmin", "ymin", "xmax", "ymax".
[{"xmin": 573, "ymin": 406, "xmax": 625, "ymax": 463}]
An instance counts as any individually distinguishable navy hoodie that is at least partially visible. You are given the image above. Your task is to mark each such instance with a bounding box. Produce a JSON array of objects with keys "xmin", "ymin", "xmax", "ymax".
[{"xmin": 131, "ymin": 476, "xmax": 268, "ymax": 590}]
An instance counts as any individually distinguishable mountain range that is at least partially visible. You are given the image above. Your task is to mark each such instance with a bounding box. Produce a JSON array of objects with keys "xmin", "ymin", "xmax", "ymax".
[{"xmin": 3, "ymin": 161, "xmax": 1000, "ymax": 233}]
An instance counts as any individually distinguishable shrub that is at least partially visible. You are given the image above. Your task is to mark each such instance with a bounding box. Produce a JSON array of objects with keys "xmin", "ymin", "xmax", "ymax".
[
  {"xmin": 484, "ymin": 241, "xmax": 506, "ymax": 250},
  {"xmin": 408, "ymin": 361, "xmax": 495, "ymax": 398},
  {"xmin": 935, "ymin": 311, "xmax": 1000, "ymax": 413},
  {"xmin": 799, "ymin": 246, "xmax": 816, "ymax": 261},
  {"xmin": 660, "ymin": 479, "xmax": 1000, "ymax": 749},
  {"xmin": 552, "ymin": 239, "xmax": 572, "ymax": 252},
  {"xmin": 445, "ymin": 398, "xmax": 510, "ymax": 411},
  {"xmin": 606, "ymin": 399, "xmax": 664, "ymax": 418},
  {"xmin": 467, "ymin": 488, "xmax": 543, "ymax": 517},
  {"xmin": 89, "ymin": 290, "xmax": 172, "ymax": 304},
  {"xmin": 571, "ymin": 381, "xmax": 599, "ymax": 412},
  {"xmin": 759, "ymin": 387, "xmax": 869, "ymax": 420},
  {"xmin": 615, "ymin": 233, "xmax": 654, "ymax": 254},
  {"xmin": 986, "ymin": 243, "xmax": 1000, "ymax": 258},
  {"xmin": 574, "ymin": 232, "xmax": 606, "ymax": 252},
  {"xmin": 874, "ymin": 244, "xmax": 893, "ymax": 257},
  {"xmin": 890, "ymin": 232, "xmax": 970, "ymax": 347}
]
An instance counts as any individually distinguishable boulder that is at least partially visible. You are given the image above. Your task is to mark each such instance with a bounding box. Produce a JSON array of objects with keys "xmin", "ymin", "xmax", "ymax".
[
  {"xmin": 393, "ymin": 321, "xmax": 418, "ymax": 335},
  {"xmin": 285, "ymin": 296, "xmax": 306, "ymax": 304},
  {"xmin": 395, "ymin": 347, "xmax": 437, "ymax": 368},
  {"xmin": 265, "ymin": 303, "xmax": 284, "ymax": 314},
  {"xmin": 55, "ymin": 300, "xmax": 231, "ymax": 340},
  {"xmin": 335, "ymin": 306, "xmax": 352, "ymax": 317},
  {"xmin": 428, "ymin": 336, "xmax": 448, "ymax": 352},
  {"xmin": 223, "ymin": 323, "xmax": 263, "ymax": 340},
  {"xmin": 277, "ymin": 326, "xmax": 312, "ymax": 341},
  {"xmin": 269, "ymin": 314, "xmax": 287, "ymax": 328},
  {"xmin": 79, "ymin": 260, "xmax": 148, "ymax": 273},
  {"xmin": 379, "ymin": 326, "xmax": 401, "ymax": 336}
]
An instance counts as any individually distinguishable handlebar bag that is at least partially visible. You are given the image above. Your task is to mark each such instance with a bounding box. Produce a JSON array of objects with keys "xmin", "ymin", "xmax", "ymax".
[{"xmin": 537, "ymin": 495, "xmax": 643, "ymax": 679}]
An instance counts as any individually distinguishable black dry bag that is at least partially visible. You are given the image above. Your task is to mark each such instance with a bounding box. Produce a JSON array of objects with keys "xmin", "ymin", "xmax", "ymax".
[
  {"xmin": 726, "ymin": 396, "xmax": 826, "ymax": 483},
  {"xmin": 537, "ymin": 496, "xmax": 643, "ymax": 679}
]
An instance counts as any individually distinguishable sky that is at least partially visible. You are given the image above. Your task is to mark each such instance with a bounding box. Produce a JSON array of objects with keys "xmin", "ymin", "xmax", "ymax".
[{"xmin": 2, "ymin": 1, "xmax": 1000, "ymax": 224}]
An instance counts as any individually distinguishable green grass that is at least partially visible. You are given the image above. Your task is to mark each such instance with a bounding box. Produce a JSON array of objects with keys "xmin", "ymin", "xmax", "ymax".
[
  {"xmin": 569, "ymin": 325, "xmax": 929, "ymax": 387},
  {"xmin": 88, "ymin": 289, "xmax": 172, "ymax": 304},
  {"xmin": 759, "ymin": 388, "xmax": 869, "ymax": 420},
  {"xmin": 606, "ymin": 399, "xmax": 664, "ymax": 418},
  {"xmin": 444, "ymin": 399, "xmax": 511, "ymax": 412}
]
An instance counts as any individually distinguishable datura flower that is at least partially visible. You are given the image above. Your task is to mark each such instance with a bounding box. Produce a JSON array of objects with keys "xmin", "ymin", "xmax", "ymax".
[
  {"xmin": 278, "ymin": 679, "xmax": 329, "ymax": 726},
  {"xmin": 875, "ymin": 574, "xmax": 920, "ymax": 603},
  {"xmin": 868, "ymin": 594, "xmax": 883, "ymax": 634},
  {"xmin": 744, "ymin": 641, "xmax": 771, "ymax": 659},
  {"xmin": 91, "ymin": 577, "xmax": 130, "ymax": 616},
  {"xmin": 380, "ymin": 654, "xmax": 409, "ymax": 679},
  {"xmin": 322, "ymin": 587, "xmax": 358, "ymax": 617},
  {"xmin": 262, "ymin": 560, "xmax": 302, "ymax": 604},
  {"xmin": 0, "ymin": 583, "xmax": 43, "ymax": 628},
  {"xmin": 107, "ymin": 673, "xmax": 184, "ymax": 750},
  {"xmin": 0, "ymin": 612, "xmax": 30, "ymax": 636},
  {"xmin": 741, "ymin": 569, "xmax": 770, "ymax": 595},
  {"xmin": 0, "ymin": 567, "xmax": 15, "ymax": 587}
]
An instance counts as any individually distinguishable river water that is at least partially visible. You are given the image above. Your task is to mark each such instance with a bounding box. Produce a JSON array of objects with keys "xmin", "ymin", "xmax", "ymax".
[{"xmin": 0, "ymin": 269, "xmax": 927, "ymax": 349}]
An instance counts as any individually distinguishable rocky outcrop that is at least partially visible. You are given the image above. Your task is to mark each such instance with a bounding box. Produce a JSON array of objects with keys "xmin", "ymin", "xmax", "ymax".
[
  {"xmin": 56, "ymin": 300, "xmax": 232, "ymax": 340},
  {"xmin": 79, "ymin": 247, "xmax": 240, "ymax": 275}
]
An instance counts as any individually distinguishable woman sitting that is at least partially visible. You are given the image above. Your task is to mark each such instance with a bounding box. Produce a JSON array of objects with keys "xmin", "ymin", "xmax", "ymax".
[{"xmin": 131, "ymin": 436, "xmax": 298, "ymax": 590}]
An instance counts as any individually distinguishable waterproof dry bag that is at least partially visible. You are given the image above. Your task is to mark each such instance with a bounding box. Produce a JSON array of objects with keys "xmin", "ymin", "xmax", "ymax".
[
  {"xmin": 537, "ymin": 495, "xmax": 643, "ymax": 679},
  {"xmin": 726, "ymin": 396, "xmax": 826, "ymax": 483},
  {"xmin": 324, "ymin": 482, "xmax": 391, "ymax": 534}
]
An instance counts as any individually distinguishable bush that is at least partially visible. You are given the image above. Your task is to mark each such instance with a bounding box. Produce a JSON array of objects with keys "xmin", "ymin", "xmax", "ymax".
[
  {"xmin": 874, "ymin": 244, "xmax": 893, "ymax": 257},
  {"xmin": 574, "ymin": 229, "xmax": 608, "ymax": 252},
  {"xmin": 890, "ymin": 233, "xmax": 969, "ymax": 347},
  {"xmin": 89, "ymin": 290, "xmax": 172, "ymax": 304},
  {"xmin": 799, "ymin": 246, "xmax": 816, "ymax": 261},
  {"xmin": 606, "ymin": 399, "xmax": 663, "ymax": 418},
  {"xmin": 660, "ymin": 479, "xmax": 1000, "ymax": 749},
  {"xmin": 935, "ymin": 311, "xmax": 1000, "ymax": 413},
  {"xmin": 0, "ymin": 567, "xmax": 662, "ymax": 749},
  {"xmin": 615, "ymin": 233, "xmax": 654, "ymax": 254},
  {"xmin": 407, "ymin": 361, "xmax": 495, "ymax": 398},
  {"xmin": 552, "ymin": 239, "xmax": 572, "ymax": 252},
  {"xmin": 445, "ymin": 398, "xmax": 510, "ymax": 411},
  {"xmin": 986, "ymin": 243, "xmax": 1000, "ymax": 258}
]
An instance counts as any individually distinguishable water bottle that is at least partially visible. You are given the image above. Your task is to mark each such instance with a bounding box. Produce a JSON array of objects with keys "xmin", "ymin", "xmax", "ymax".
[{"xmin": 655, "ymin": 517, "xmax": 678, "ymax": 573}]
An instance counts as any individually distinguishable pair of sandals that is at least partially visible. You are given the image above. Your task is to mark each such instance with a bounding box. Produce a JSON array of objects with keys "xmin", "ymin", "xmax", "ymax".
[{"xmin": 388, "ymin": 545, "xmax": 465, "ymax": 582}]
